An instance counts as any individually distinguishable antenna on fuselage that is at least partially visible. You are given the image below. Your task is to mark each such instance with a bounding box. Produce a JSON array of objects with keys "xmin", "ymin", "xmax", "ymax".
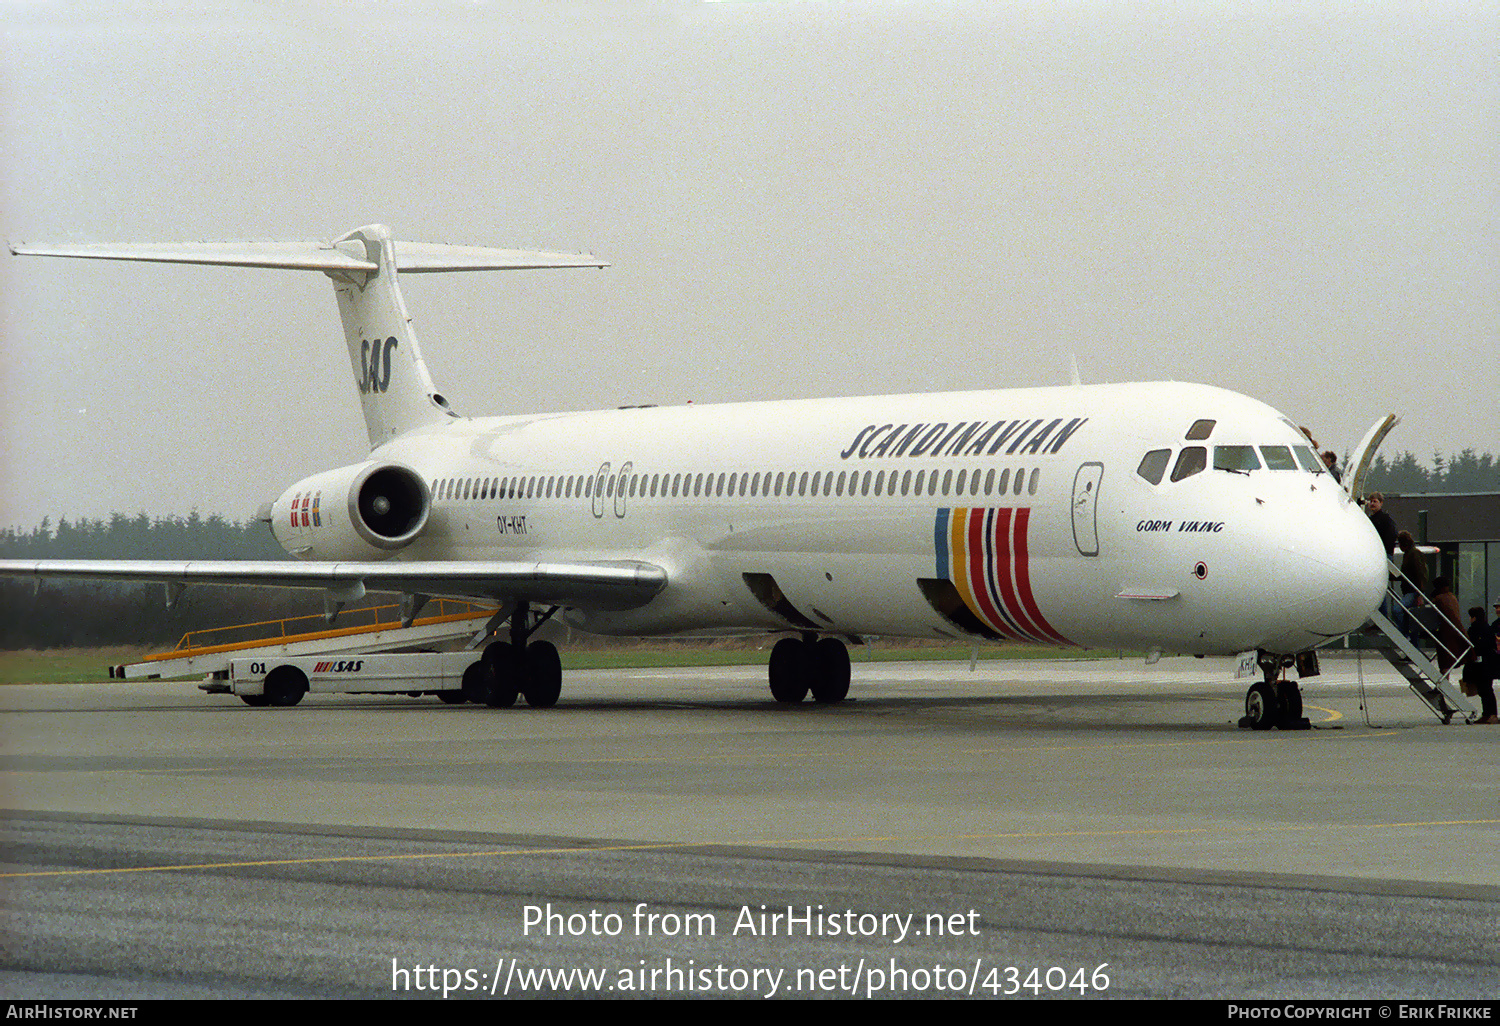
[{"xmin": 1068, "ymin": 354, "xmax": 1083, "ymax": 387}]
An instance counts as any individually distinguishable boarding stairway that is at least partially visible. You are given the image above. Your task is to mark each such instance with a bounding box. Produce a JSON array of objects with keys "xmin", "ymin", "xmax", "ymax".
[
  {"xmin": 114, "ymin": 599, "xmax": 499, "ymax": 680},
  {"xmin": 1362, "ymin": 562, "xmax": 1476, "ymax": 724}
]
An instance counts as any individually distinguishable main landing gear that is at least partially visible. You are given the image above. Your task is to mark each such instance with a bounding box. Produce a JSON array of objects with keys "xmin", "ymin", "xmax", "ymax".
[
  {"xmin": 1239, "ymin": 651, "xmax": 1311, "ymax": 731},
  {"xmin": 768, "ymin": 633, "xmax": 851, "ymax": 705},
  {"xmin": 463, "ymin": 601, "xmax": 564, "ymax": 709}
]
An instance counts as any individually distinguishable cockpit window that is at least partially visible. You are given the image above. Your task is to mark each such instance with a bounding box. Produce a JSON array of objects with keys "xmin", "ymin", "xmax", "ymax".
[
  {"xmin": 1185, "ymin": 419, "xmax": 1216, "ymax": 440},
  {"xmin": 1292, "ymin": 445, "xmax": 1323, "ymax": 473},
  {"xmin": 1170, "ymin": 446, "xmax": 1207, "ymax": 482},
  {"xmin": 1214, "ymin": 445, "xmax": 1261, "ymax": 472},
  {"xmin": 1259, "ymin": 445, "xmax": 1297, "ymax": 470},
  {"xmin": 1137, "ymin": 449, "xmax": 1170, "ymax": 485}
]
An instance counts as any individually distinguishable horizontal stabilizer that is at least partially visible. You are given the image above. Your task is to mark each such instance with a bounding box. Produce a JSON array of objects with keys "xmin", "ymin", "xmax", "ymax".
[
  {"xmin": 393, "ymin": 243, "xmax": 608, "ymax": 273},
  {"xmin": 9, "ymin": 239, "xmax": 607, "ymax": 274},
  {"xmin": 8, "ymin": 240, "xmax": 378, "ymax": 273}
]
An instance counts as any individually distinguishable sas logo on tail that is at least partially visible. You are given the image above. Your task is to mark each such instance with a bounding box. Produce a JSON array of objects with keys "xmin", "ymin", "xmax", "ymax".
[
  {"xmin": 313, "ymin": 660, "xmax": 364, "ymax": 673},
  {"xmin": 358, "ymin": 336, "xmax": 398, "ymax": 394}
]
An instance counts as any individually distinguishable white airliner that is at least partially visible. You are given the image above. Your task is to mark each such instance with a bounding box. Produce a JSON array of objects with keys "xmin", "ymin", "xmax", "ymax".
[{"xmin": 3, "ymin": 225, "xmax": 1388, "ymax": 726}]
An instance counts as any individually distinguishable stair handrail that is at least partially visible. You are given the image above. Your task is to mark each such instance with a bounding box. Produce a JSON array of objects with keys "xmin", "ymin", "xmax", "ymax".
[{"xmin": 1383, "ymin": 560, "xmax": 1470, "ymax": 673}]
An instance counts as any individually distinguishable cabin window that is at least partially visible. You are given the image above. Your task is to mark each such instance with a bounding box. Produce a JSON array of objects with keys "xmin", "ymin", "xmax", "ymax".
[
  {"xmin": 835, "ymin": 471, "xmax": 846, "ymax": 496},
  {"xmin": 971, "ymin": 470, "xmax": 982, "ymax": 496},
  {"xmin": 774, "ymin": 472, "xmax": 784, "ymax": 497},
  {"xmin": 874, "ymin": 470, "xmax": 885, "ymax": 496},
  {"xmin": 941, "ymin": 469, "xmax": 953, "ymax": 494},
  {"xmin": 1013, "ymin": 470, "xmax": 1024, "ymax": 495},
  {"xmin": 997, "ymin": 468, "xmax": 1010, "ymax": 493},
  {"xmin": 1214, "ymin": 446, "xmax": 1260, "ymax": 472},
  {"xmin": 1029, "ymin": 468, "xmax": 1040, "ymax": 495},
  {"xmin": 1186, "ymin": 419, "xmax": 1216, "ymax": 440},
  {"xmin": 1171, "ymin": 446, "xmax": 1207, "ymax": 482},
  {"xmin": 954, "ymin": 469, "xmax": 967, "ymax": 495},
  {"xmin": 983, "ymin": 468, "xmax": 995, "ymax": 494},
  {"xmin": 1260, "ymin": 445, "xmax": 1297, "ymax": 471},
  {"xmin": 1137, "ymin": 449, "xmax": 1170, "ymax": 485}
]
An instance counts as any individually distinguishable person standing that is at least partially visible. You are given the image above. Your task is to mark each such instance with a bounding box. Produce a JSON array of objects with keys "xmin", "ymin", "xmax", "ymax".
[
  {"xmin": 1364, "ymin": 492, "xmax": 1399, "ymax": 625},
  {"xmin": 1431, "ymin": 578, "xmax": 1464, "ymax": 676},
  {"xmin": 1365, "ymin": 492, "xmax": 1398, "ymax": 558},
  {"xmin": 1462, "ymin": 607, "xmax": 1497, "ymax": 724},
  {"xmin": 1395, "ymin": 532, "xmax": 1428, "ymax": 640}
]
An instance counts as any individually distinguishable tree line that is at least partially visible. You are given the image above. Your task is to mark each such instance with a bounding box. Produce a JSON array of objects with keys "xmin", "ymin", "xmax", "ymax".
[
  {"xmin": 1363, "ymin": 449, "xmax": 1499, "ymax": 494},
  {"xmin": 0, "ymin": 513, "xmax": 376, "ymax": 648}
]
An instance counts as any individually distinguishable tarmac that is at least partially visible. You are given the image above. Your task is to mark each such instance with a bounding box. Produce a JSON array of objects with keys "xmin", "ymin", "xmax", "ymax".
[{"xmin": 2, "ymin": 653, "xmax": 1496, "ymax": 998}]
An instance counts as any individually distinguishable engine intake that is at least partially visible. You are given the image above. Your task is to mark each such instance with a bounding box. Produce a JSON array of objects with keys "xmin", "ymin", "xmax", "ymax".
[{"xmin": 270, "ymin": 461, "xmax": 430, "ymax": 560}]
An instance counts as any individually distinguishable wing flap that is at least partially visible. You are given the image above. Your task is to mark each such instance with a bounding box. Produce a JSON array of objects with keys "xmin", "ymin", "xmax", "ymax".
[{"xmin": 0, "ymin": 559, "xmax": 666, "ymax": 611}]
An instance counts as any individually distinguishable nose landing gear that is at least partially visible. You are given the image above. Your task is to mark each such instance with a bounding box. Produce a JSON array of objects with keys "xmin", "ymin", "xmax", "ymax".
[{"xmin": 1239, "ymin": 651, "xmax": 1311, "ymax": 730}]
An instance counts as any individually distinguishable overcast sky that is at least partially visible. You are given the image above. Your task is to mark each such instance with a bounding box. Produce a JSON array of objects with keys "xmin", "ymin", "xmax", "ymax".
[{"xmin": 2, "ymin": 0, "xmax": 1496, "ymax": 528}]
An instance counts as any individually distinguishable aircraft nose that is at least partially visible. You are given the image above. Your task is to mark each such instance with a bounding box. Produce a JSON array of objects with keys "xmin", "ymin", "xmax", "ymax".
[{"xmin": 1276, "ymin": 502, "xmax": 1387, "ymax": 639}]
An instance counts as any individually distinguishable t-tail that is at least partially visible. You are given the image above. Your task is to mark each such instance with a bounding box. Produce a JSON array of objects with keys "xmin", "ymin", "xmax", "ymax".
[{"xmin": 9, "ymin": 224, "xmax": 606, "ymax": 448}]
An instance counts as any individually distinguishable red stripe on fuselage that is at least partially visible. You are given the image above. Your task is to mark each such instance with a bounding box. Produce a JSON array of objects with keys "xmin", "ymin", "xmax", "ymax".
[
  {"xmin": 965, "ymin": 509, "xmax": 1026, "ymax": 640},
  {"xmin": 1011, "ymin": 508, "xmax": 1071, "ymax": 646}
]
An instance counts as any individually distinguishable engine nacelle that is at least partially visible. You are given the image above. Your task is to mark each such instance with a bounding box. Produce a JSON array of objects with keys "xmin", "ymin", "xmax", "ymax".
[{"xmin": 268, "ymin": 462, "xmax": 430, "ymax": 561}]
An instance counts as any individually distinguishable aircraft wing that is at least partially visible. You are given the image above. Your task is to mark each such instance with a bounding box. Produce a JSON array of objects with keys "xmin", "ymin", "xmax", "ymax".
[{"xmin": 0, "ymin": 559, "xmax": 666, "ymax": 611}]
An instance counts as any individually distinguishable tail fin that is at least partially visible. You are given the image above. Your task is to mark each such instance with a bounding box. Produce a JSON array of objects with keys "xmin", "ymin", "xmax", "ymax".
[
  {"xmin": 10, "ymin": 225, "xmax": 607, "ymax": 447},
  {"xmin": 330, "ymin": 225, "xmax": 454, "ymax": 445}
]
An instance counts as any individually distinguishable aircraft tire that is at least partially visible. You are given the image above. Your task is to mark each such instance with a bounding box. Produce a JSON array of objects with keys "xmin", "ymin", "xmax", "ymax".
[
  {"xmin": 810, "ymin": 637, "xmax": 851, "ymax": 703},
  {"xmin": 240, "ymin": 694, "xmax": 270, "ymax": 707},
  {"xmin": 768, "ymin": 637, "xmax": 810, "ymax": 704},
  {"xmin": 523, "ymin": 641, "xmax": 563, "ymax": 709},
  {"xmin": 1276, "ymin": 681, "xmax": 1302, "ymax": 723},
  {"xmin": 437, "ymin": 689, "xmax": 468, "ymax": 705},
  {"xmin": 264, "ymin": 666, "xmax": 308, "ymax": 707},
  {"xmin": 484, "ymin": 642, "xmax": 520, "ymax": 708},
  {"xmin": 1244, "ymin": 681, "xmax": 1277, "ymax": 730},
  {"xmin": 459, "ymin": 661, "xmax": 490, "ymax": 704}
]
